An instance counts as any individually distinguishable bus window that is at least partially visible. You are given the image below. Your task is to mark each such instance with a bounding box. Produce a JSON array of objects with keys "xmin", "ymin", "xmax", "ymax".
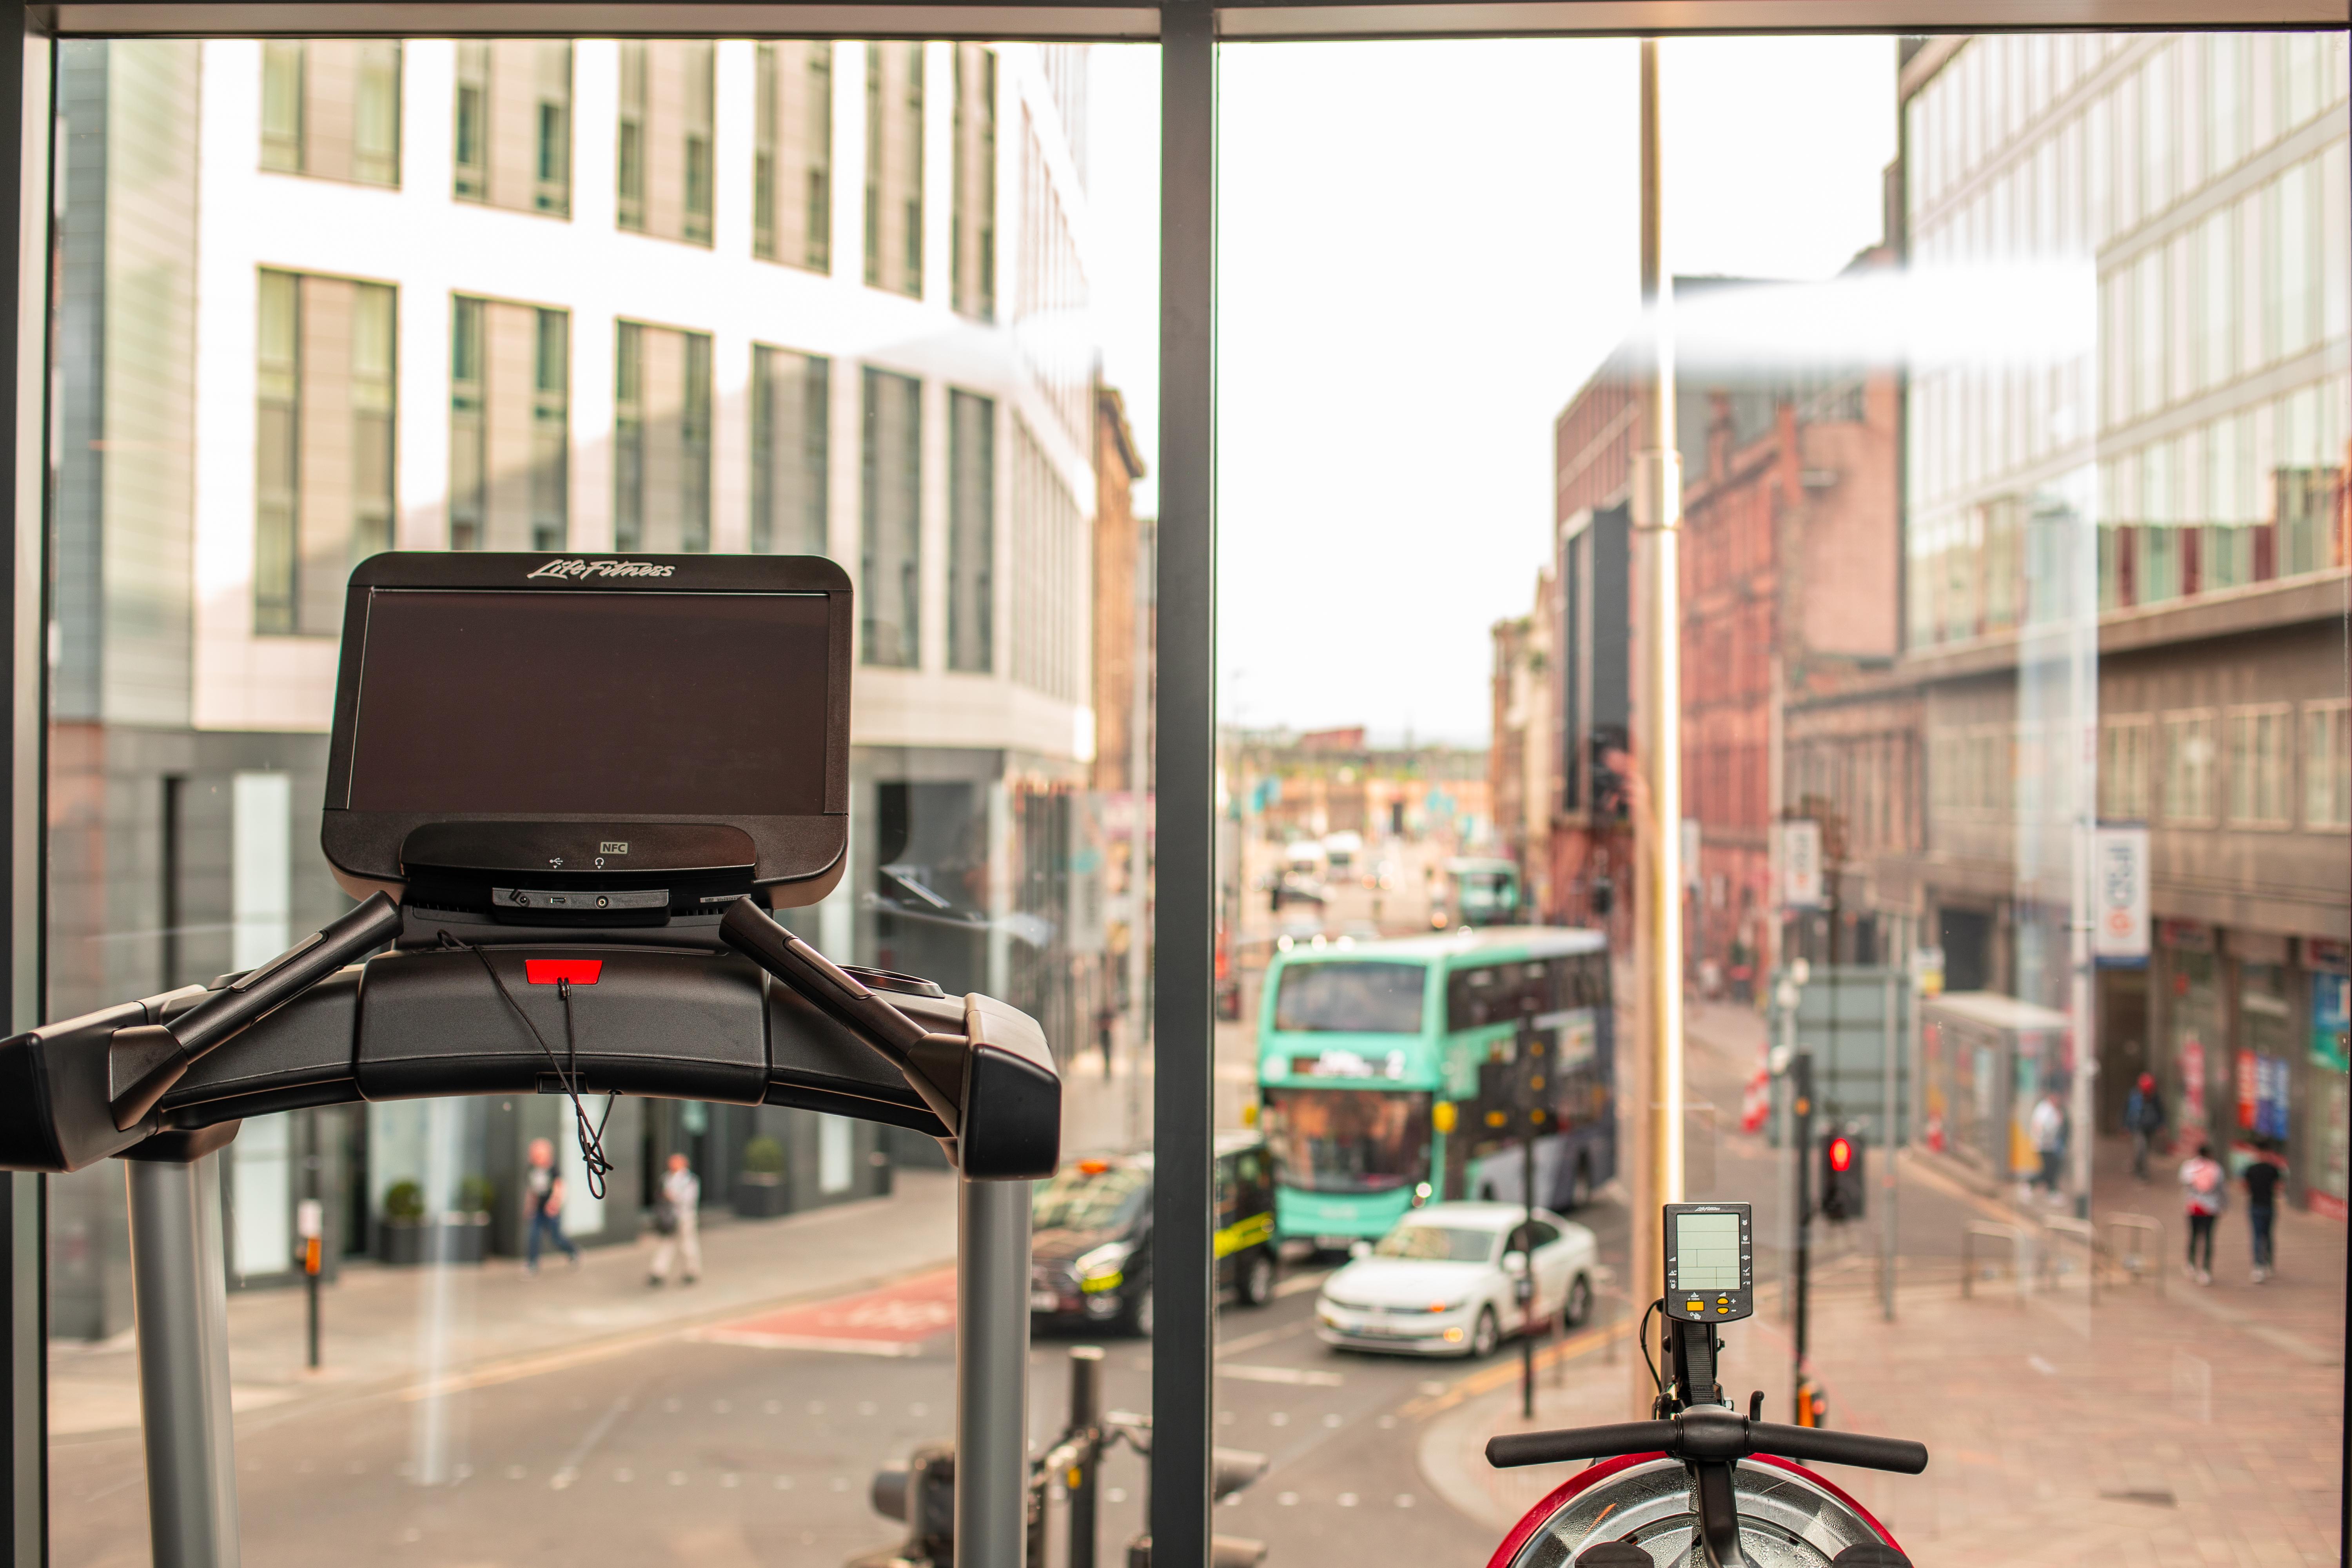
[
  {"xmin": 1272, "ymin": 960, "xmax": 1427, "ymax": 1033},
  {"xmin": 1446, "ymin": 964, "xmax": 1506, "ymax": 1031},
  {"xmin": 1261, "ymin": 1088, "xmax": 1433, "ymax": 1193}
]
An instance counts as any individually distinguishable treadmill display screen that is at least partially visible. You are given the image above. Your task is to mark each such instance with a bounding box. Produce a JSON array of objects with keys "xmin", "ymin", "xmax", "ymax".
[
  {"xmin": 348, "ymin": 590, "xmax": 831, "ymax": 815},
  {"xmin": 1671, "ymin": 1211, "xmax": 1744, "ymax": 1291}
]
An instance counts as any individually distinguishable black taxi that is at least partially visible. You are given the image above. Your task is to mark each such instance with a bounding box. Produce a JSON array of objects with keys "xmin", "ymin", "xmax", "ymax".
[{"xmin": 1029, "ymin": 1132, "xmax": 1278, "ymax": 1336}]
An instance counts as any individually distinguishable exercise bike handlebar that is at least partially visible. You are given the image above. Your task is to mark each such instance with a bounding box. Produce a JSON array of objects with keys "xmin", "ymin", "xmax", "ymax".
[{"xmin": 1486, "ymin": 1408, "xmax": 1928, "ymax": 1476}]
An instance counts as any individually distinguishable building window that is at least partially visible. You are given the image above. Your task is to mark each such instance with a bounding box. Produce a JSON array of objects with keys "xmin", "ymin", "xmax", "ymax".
[
  {"xmin": 451, "ymin": 298, "xmax": 569, "ymax": 552},
  {"xmin": 454, "ymin": 42, "xmax": 572, "ymax": 215},
  {"xmin": 947, "ymin": 389, "xmax": 995, "ymax": 672},
  {"xmin": 257, "ymin": 41, "xmax": 401, "ymax": 187},
  {"xmin": 2098, "ymin": 715, "xmax": 2152, "ymax": 820},
  {"xmin": 755, "ymin": 42, "xmax": 833, "ymax": 271},
  {"xmin": 613, "ymin": 320, "xmax": 712, "ymax": 554},
  {"xmin": 2225, "ymin": 705, "xmax": 2294, "ymax": 827},
  {"xmin": 951, "ymin": 45, "xmax": 997, "ymax": 321},
  {"xmin": 615, "ymin": 42, "xmax": 713, "ymax": 245},
  {"xmin": 2304, "ymin": 700, "xmax": 2351, "ymax": 829},
  {"xmin": 2161, "ymin": 710, "xmax": 2218, "ymax": 823},
  {"xmin": 865, "ymin": 42, "xmax": 924, "ymax": 298},
  {"xmin": 255, "ymin": 269, "xmax": 396, "ymax": 636},
  {"xmin": 449, "ymin": 296, "xmax": 484, "ymax": 549},
  {"xmin": 750, "ymin": 345, "xmax": 829, "ymax": 555},
  {"xmin": 617, "ymin": 42, "xmax": 646, "ymax": 230},
  {"xmin": 261, "ymin": 41, "xmax": 304, "ymax": 172},
  {"xmin": 531, "ymin": 311, "xmax": 569, "ymax": 550},
  {"xmin": 1012, "ymin": 416, "xmax": 1085, "ymax": 702},
  {"xmin": 860, "ymin": 368, "xmax": 922, "ymax": 666}
]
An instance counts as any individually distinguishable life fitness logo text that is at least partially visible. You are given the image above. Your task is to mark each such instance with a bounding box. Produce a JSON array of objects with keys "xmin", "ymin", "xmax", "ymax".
[{"xmin": 526, "ymin": 559, "xmax": 675, "ymax": 582}]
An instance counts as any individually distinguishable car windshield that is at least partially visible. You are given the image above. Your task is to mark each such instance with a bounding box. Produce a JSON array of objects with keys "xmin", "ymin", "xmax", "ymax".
[
  {"xmin": 1373, "ymin": 1224, "xmax": 1496, "ymax": 1263},
  {"xmin": 1263, "ymin": 1089, "xmax": 1434, "ymax": 1193},
  {"xmin": 1031, "ymin": 1164, "xmax": 1149, "ymax": 1231},
  {"xmin": 1273, "ymin": 960, "xmax": 1427, "ymax": 1033}
]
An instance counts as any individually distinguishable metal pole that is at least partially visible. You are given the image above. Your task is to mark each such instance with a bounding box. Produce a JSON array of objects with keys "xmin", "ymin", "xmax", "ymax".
[
  {"xmin": 1128, "ymin": 514, "xmax": 1155, "ymax": 1153},
  {"xmin": 1791, "ymin": 1052, "xmax": 1813, "ymax": 1424},
  {"xmin": 1627, "ymin": 33, "xmax": 1686, "ymax": 1419},
  {"xmin": 1777, "ymin": 991, "xmax": 1796, "ymax": 1324},
  {"xmin": 1153, "ymin": 7, "xmax": 1217, "ymax": 1564},
  {"xmin": 1067, "ymin": 1346, "xmax": 1105, "ymax": 1568},
  {"xmin": 1521, "ymin": 1017, "xmax": 1537, "ymax": 1419},
  {"xmin": 127, "ymin": 1153, "xmax": 242, "ymax": 1568},
  {"xmin": 958, "ymin": 1176, "xmax": 1033, "ymax": 1568},
  {"xmin": 1881, "ymin": 971, "xmax": 1897, "ymax": 1323}
]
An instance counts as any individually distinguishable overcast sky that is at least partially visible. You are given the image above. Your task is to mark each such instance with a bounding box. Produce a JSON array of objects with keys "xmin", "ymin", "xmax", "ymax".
[{"xmin": 1087, "ymin": 38, "xmax": 1900, "ymax": 746}]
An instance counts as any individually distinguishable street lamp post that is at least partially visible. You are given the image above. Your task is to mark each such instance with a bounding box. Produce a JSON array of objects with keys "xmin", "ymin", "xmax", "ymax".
[{"xmin": 1626, "ymin": 34, "xmax": 1686, "ymax": 1420}]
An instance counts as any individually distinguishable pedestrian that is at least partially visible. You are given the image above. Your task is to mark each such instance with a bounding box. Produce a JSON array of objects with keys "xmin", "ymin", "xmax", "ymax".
[
  {"xmin": 2123, "ymin": 1071, "xmax": 2166, "ymax": 1181},
  {"xmin": 2180, "ymin": 1139, "xmax": 2225, "ymax": 1285},
  {"xmin": 2243, "ymin": 1140, "xmax": 2285, "ymax": 1283},
  {"xmin": 648, "ymin": 1151, "xmax": 702, "ymax": 1287},
  {"xmin": 524, "ymin": 1136, "xmax": 580, "ymax": 1273},
  {"xmin": 2028, "ymin": 1091, "xmax": 2067, "ymax": 1203}
]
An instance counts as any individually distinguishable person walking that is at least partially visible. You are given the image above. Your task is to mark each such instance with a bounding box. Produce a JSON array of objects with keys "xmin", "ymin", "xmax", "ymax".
[
  {"xmin": 524, "ymin": 1136, "xmax": 580, "ymax": 1273},
  {"xmin": 2123, "ymin": 1071, "xmax": 2166, "ymax": 1182},
  {"xmin": 2180, "ymin": 1140, "xmax": 2226, "ymax": 1286},
  {"xmin": 2028, "ymin": 1091, "xmax": 2067, "ymax": 1204},
  {"xmin": 648, "ymin": 1151, "xmax": 702, "ymax": 1287},
  {"xmin": 2243, "ymin": 1141, "xmax": 2285, "ymax": 1283}
]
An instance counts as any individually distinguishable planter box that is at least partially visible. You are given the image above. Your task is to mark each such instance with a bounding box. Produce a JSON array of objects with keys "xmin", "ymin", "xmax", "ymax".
[
  {"xmin": 734, "ymin": 1174, "xmax": 790, "ymax": 1219},
  {"xmin": 377, "ymin": 1216, "xmax": 491, "ymax": 1266}
]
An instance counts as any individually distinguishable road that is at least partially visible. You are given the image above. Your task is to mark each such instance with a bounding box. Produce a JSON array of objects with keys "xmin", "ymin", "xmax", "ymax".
[{"xmin": 54, "ymin": 821, "xmax": 2006, "ymax": 1568}]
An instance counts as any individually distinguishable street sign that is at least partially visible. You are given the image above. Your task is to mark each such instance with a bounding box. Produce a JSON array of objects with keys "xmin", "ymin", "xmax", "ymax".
[
  {"xmin": 1779, "ymin": 820, "xmax": 1822, "ymax": 909},
  {"xmin": 2092, "ymin": 822, "xmax": 2150, "ymax": 965},
  {"xmin": 1766, "ymin": 965, "xmax": 1912, "ymax": 1148}
]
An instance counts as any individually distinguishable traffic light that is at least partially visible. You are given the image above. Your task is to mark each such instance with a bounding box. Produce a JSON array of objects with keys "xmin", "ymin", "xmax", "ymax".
[{"xmin": 1820, "ymin": 1129, "xmax": 1866, "ymax": 1223}]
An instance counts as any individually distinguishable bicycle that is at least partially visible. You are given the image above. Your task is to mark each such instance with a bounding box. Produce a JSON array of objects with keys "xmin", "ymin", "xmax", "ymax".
[{"xmin": 1482, "ymin": 1203, "xmax": 1928, "ymax": 1568}]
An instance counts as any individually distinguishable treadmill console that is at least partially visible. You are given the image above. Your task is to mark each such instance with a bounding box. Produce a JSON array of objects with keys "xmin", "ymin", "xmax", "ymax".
[{"xmin": 321, "ymin": 553, "xmax": 851, "ymax": 945}]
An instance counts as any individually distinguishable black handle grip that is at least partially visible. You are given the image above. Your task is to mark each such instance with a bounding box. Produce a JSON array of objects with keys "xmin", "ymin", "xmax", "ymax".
[
  {"xmin": 109, "ymin": 892, "xmax": 402, "ymax": 1129},
  {"xmin": 719, "ymin": 898, "xmax": 931, "ymax": 1057},
  {"xmin": 1747, "ymin": 1421, "xmax": 1929, "ymax": 1475},
  {"xmin": 1485, "ymin": 1422, "xmax": 1677, "ymax": 1469}
]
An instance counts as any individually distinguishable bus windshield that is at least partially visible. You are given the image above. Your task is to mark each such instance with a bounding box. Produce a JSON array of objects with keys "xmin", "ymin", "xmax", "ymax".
[
  {"xmin": 1272, "ymin": 961, "xmax": 1427, "ymax": 1033},
  {"xmin": 1457, "ymin": 871, "xmax": 1515, "ymax": 913},
  {"xmin": 1263, "ymin": 1089, "xmax": 1433, "ymax": 1193}
]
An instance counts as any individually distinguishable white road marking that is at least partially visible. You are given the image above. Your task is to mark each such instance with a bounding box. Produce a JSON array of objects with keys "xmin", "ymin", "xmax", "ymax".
[{"xmin": 1221, "ymin": 1364, "xmax": 1345, "ymax": 1388}]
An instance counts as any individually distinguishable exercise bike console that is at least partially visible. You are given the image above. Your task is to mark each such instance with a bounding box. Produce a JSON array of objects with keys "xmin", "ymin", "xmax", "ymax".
[{"xmin": 1485, "ymin": 1203, "xmax": 1927, "ymax": 1568}]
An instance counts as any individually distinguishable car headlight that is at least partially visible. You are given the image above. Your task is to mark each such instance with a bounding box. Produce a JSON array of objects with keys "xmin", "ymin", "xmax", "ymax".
[
  {"xmin": 1430, "ymin": 1299, "xmax": 1469, "ymax": 1314},
  {"xmin": 1076, "ymin": 1241, "xmax": 1134, "ymax": 1292}
]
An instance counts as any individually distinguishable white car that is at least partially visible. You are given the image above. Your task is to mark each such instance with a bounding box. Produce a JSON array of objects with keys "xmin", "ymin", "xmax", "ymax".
[{"xmin": 1316, "ymin": 1202, "xmax": 1598, "ymax": 1358}]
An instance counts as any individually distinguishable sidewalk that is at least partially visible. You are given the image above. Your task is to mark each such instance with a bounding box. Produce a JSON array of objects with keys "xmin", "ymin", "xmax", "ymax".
[
  {"xmin": 49, "ymin": 1169, "xmax": 961, "ymax": 1440},
  {"xmin": 1423, "ymin": 997, "xmax": 2347, "ymax": 1567}
]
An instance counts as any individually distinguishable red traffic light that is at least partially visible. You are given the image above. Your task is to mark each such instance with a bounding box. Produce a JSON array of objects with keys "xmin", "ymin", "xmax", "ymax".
[{"xmin": 1827, "ymin": 1136, "xmax": 1853, "ymax": 1174}]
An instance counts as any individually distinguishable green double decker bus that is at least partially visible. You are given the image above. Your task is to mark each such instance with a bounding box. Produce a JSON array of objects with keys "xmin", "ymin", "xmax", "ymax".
[{"xmin": 1255, "ymin": 927, "xmax": 1616, "ymax": 1248}]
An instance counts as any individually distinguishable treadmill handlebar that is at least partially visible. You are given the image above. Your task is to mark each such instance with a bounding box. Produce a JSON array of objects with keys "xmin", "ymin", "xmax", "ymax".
[
  {"xmin": 718, "ymin": 896, "xmax": 965, "ymax": 1136},
  {"xmin": 720, "ymin": 898, "xmax": 1061, "ymax": 1180},
  {"xmin": 107, "ymin": 893, "xmax": 403, "ymax": 1131}
]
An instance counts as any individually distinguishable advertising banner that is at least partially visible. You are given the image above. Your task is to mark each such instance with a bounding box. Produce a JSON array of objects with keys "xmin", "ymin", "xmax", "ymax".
[{"xmin": 2092, "ymin": 823, "xmax": 2150, "ymax": 965}]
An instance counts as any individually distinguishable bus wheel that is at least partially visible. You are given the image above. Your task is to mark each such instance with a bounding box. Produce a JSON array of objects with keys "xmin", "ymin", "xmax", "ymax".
[
  {"xmin": 1565, "ymin": 1158, "xmax": 1593, "ymax": 1212},
  {"xmin": 1468, "ymin": 1307, "xmax": 1500, "ymax": 1359},
  {"xmin": 1561, "ymin": 1272, "xmax": 1594, "ymax": 1330},
  {"xmin": 1240, "ymin": 1249, "xmax": 1276, "ymax": 1307}
]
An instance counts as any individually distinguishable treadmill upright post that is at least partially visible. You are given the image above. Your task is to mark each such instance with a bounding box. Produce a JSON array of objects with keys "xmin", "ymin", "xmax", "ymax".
[
  {"xmin": 127, "ymin": 1154, "xmax": 243, "ymax": 1568},
  {"xmin": 957, "ymin": 1173, "xmax": 1032, "ymax": 1568}
]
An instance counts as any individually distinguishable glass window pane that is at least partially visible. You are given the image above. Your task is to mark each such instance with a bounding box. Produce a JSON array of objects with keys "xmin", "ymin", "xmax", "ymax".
[
  {"xmin": 47, "ymin": 36, "xmax": 1158, "ymax": 1568},
  {"xmin": 1215, "ymin": 30, "xmax": 2346, "ymax": 1568}
]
